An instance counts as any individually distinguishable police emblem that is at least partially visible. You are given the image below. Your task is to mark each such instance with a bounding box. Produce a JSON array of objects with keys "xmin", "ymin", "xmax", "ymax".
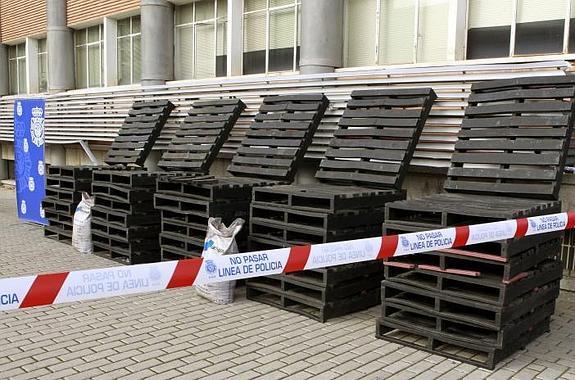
[
  {"xmin": 205, "ymin": 260, "xmax": 217, "ymax": 276},
  {"xmin": 30, "ymin": 107, "xmax": 45, "ymax": 148},
  {"xmin": 400, "ymin": 236, "xmax": 410, "ymax": 248}
]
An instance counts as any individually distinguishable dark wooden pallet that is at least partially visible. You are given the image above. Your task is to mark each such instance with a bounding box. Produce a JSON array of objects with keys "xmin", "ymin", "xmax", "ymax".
[
  {"xmin": 383, "ymin": 220, "xmax": 563, "ymax": 259},
  {"xmin": 381, "ymin": 298, "xmax": 555, "ymax": 350},
  {"xmin": 92, "ymin": 231, "xmax": 160, "ymax": 264},
  {"xmin": 92, "ymin": 218, "xmax": 160, "ymax": 241},
  {"xmin": 91, "ymin": 205, "xmax": 159, "ymax": 227},
  {"xmin": 161, "ymin": 244, "xmax": 201, "ymax": 261},
  {"xmin": 92, "ymin": 169, "xmax": 157, "ymax": 187},
  {"xmin": 158, "ymin": 98, "xmax": 246, "ymax": 172},
  {"xmin": 104, "ymin": 100, "xmax": 175, "ymax": 167},
  {"xmin": 387, "ymin": 237, "xmax": 561, "ymax": 282},
  {"xmin": 252, "ymin": 184, "xmax": 404, "ymax": 213},
  {"xmin": 227, "ymin": 94, "xmax": 329, "ymax": 182},
  {"xmin": 95, "ymin": 197, "xmax": 156, "ymax": 214},
  {"xmin": 92, "ymin": 182, "xmax": 155, "ymax": 203},
  {"xmin": 46, "ymin": 177, "xmax": 91, "ymax": 192},
  {"xmin": 376, "ymin": 313, "xmax": 551, "ymax": 370},
  {"xmin": 45, "ymin": 187, "xmax": 83, "ymax": 203},
  {"xmin": 154, "ymin": 192, "xmax": 250, "ymax": 218},
  {"xmin": 249, "ymin": 202, "xmax": 385, "ymax": 243},
  {"xmin": 157, "ymin": 175, "xmax": 278, "ymax": 202},
  {"xmin": 42, "ymin": 198, "xmax": 77, "ymax": 214},
  {"xmin": 382, "ymin": 279, "xmax": 560, "ymax": 331},
  {"xmin": 44, "ymin": 209, "xmax": 74, "ymax": 225},
  {"xmin": 47, "ymin": 165, "xmax": 95, "ymax": 181},
  {"xmin": 159, "ymin": 231, "xmax": 204, "ymax": 257},
  {"xmin": 315, "ymin": 88, "xmax": 436, "ymax": 190},
  {"xmin": 246, "ymin": 282, "xmax": 380, "ymax": 323},
  {"xmin": 44, "ymin": 224, "xmax": 73, "ymax": 243},
  {"xmin": 384, "ymin": 258, "xmax": 563, "ymax": 306},
  {"xmin": 446, "ymin": 76, "xmax": 575, "ymax": 200},
  {"xmin": 385, "ymin": 193, "xmax": 561, "ymax": 230}
]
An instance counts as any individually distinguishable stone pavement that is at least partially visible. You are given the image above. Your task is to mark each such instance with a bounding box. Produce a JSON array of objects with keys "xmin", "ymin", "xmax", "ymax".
[{"xmin": 1, "ymin": 187, "xmax": 574, "ymax": 380}]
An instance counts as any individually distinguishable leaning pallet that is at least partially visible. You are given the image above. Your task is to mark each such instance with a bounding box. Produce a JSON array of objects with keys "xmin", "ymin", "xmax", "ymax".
[
  {"xmin": 43, "ymin": 100, "xmax": 174, "ymax": 248},
  {"xmin": 92, "ymin": 99, "xmax": 243, "ymax": 264},
  {"xmin": 154, "ymin": 94, "xmax": 329, "ymax": 259},
  {"xmin": 378, "ymin": 76, "xmax": 575, "ymax": 369},
  {"xmin": 246, "ymin": 88, "xmax": 437, "ymax": 322}
]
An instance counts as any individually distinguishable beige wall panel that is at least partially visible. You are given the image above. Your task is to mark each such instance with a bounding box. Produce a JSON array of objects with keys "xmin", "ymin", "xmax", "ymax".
[
  {"xmin": 1, "ymin": 0, "xmax": 47, "ymax": 43},
  {"xmin": 67, "ymin": 0, "xmax": 140, "ymax": 26}
]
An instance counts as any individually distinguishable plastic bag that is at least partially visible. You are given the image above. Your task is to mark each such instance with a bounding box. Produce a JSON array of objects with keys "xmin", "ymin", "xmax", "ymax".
[
  {"xmin": 196, "ymin": 217, "xmax": 244, "ymax": 305},
  {"xmin": 72, "ymin": 192, "xmax": 94, "ymax": 254}
]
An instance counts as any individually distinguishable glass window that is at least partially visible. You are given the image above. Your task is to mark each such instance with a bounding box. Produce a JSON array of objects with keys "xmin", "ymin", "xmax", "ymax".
[
  {"xmin": 75, "ymin": 25, "xmax": 103, "ymax": 88},
  {"xmin": 175, "ymin": 0, "xmax": 227, "ymax": 80},
  {"xmin": 515, "ymin": 0, "xmax": 567, "ymax": 55},
  {"xmin": 117, "ymin": 16, "xmax": 142, "ymax": 85},
  {"xmin": 344, "ymin": 0, "xmax": 449, "ymax": 68},
  {"xmin": 243, "ymin": 0, "xmax": 300, "ymax": 74},
  {"xmin": 8, "ymin": 43, "xmax": 27, "ymax": 95},
  {"xmin": 467, "ymin": 0, "xmax": 512, "ymax": 59},
  {"xmin": 38, "ymin": 39, "xmax": 48, "ymax": 93},
  {"xmin": 378, "ymin": 0, "xmax": 415, "ymax": 65},
  {"xmin": 469, "ymin": 0, "xmax": 572, "ymax": 59}
]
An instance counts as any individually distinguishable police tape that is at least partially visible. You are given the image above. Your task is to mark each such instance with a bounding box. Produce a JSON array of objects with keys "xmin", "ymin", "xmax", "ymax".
[{"xmin": 1, "ymin": 211, "xmax": 574, "ymax": 311}]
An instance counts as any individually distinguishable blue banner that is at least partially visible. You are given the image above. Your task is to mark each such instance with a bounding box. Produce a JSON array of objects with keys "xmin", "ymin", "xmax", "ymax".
[{"xmin": 14, "ymin": 98, "xmax": 48, "ymax": 225}]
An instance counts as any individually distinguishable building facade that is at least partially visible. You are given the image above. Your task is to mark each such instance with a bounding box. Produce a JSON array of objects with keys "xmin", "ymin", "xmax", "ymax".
[{"xmin": 0, "ymin": 0, "xmax": 574, "ymax": 177}]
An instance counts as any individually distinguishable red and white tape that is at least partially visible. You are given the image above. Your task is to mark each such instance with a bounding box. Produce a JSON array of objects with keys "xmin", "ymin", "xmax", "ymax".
[{"xmin": 1, "ymin": 211, "xmax": 573, "ymax": 311}]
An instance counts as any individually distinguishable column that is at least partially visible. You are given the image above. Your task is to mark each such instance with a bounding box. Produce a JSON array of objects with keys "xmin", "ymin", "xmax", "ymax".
[
  {"xmin": 0, "ymin": 45, "xmax": 9, "ymax": 95},
  {"xmin": 47, "ymin": 0, "xmax": 75, "ymax": 92},
  {"xmin": 227, "ymin": 0, "xmax": 243, "ymax": 77},
  {"xmin": 447, "ymin": 0, "xmax": 467, "ymax": 61},
  {"xmin": 103, "ymin": 17, "xmax": 118, "ymax": 87},
  {"xmin": 0, "ymin": 145, "xmax": 7, "ymax": 180},
  {"xmin": 299, "ymin": 0, "xmax": 344, "ymax": 75},
  {"xmin": 141, "ymin": 0, "xmax": 174, "ymax": 86},
  {"xmin": 26, "ymin": 38, "xmax": 39, "ymax": 94}
]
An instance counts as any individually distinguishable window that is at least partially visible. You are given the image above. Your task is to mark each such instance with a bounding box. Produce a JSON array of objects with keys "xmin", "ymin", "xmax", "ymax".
[
  {"xmin": 75, "ymin": 25, "xmax": 103, "ymax": 88},
  {"xmin": 468, "ymin": 0, "xmax": 572, "ymax": 59},
  {"xmin": 38, "ymin": 39, "xmax": 48, "ymax": 93},
  {"xmin": 175, "ymin": 0, "xmax": 227, "ymax": 80},
  {"xmin": 243, "ymin": 0, "xmax": 301, "ymax": 75},
  {"xmin": 117, "ymin": 16, "xmax": 141, "ymax": 85},
  {"xmin": 344, "ymin": 0, "xmax": 449, "ymax": 67},
  {"xmin": 8, "ymin": 43, "xmax": 27, "ymax": 95}
]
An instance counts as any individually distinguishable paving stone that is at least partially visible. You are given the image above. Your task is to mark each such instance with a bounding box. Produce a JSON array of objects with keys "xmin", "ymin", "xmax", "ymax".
[{"xmin": 0, "ymin": 188, "xmax": 574, "ymax": 380}]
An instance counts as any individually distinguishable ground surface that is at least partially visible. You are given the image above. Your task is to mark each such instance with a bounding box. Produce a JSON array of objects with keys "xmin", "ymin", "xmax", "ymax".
[{"xmin": 1, "ymin": 188, "xmax": 574, "ymax": 380}]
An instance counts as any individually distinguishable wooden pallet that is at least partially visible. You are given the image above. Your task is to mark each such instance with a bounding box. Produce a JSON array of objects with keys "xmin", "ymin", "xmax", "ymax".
[
  {"xmin": 91, "ymin": 205, "xmax": 159, "ymax": 227},
  {"xmin": 154, "ymin": 192, "xmax": 250, "ymax": 218},
  {"xmin": 91, "ymin": 218, "xmax": 160, "ymax": 241},
  {"xmin": 104, "ymin": 100, "xmax": 175, "ymax": 167},
  {"xmin": 383, "ymin": 220, "xmax": 563, "ymax": 259},
  {"xmin": 92, "ymin": 182, "xmax": 155, "ymax": 203},
  {"xmin": 246, "ymin": 282, "xmax": 380, "ymax": 323},
  {"xmin": 42, "ymin": 197, "xmax": 77, "ymax": 214},
  {"xmin": 227, "ymin": 94, "xmax": 329, "ymax": 182},
  {"xmin": 382, "ymin": 279, "xmax": 560, "ymax": 331},
  {"xmin": 387, "ymin": 237, "xmax": 561, "ymax": 282},
  {"xmin": 384, "ymin": 258, "xmax": 563, "ymax": 306},
  {"xmin": 92, "ymin": 169, "xmax": 157, "ymax": 187},
  {"xmin": 158, "ymin": 98, "xmax": 246, "ymax": 172},
  {"xmin": 376, "ymin": 312, "xmax": 551, "ymax": 370},
  {"xmin": 445, "ymin": 76, "xmax": 575, "ymax": 200}
]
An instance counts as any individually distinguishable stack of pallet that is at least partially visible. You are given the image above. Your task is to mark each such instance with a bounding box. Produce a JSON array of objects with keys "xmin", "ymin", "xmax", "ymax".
[
  {"xmin": 246, "ymin": 88, "xmax": 437, "ymax": 322},
  {"xmin": 154, "ymin": 99, "xmax": 246, "ymax": 260},
  {"xmin": 155, "ymin": 95, "xmax": 328, "ymax": 260},
  {"xmin": 376, "ymin": 76, "xmax": 575, "ymax": 369},
  {"xmin": 91, "ymin": 170, "xmax": 160, "ymax": 264},
  {"xmin": 43, "ymin": 166, "xmax": 93, "ymax": 243},
  {"xmin": 86, "ymin": 100, "xmax": 174, "ymax": 263}
]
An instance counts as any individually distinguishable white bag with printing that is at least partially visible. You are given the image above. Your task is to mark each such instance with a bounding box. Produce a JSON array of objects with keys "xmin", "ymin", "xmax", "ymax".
[
  {"xmin": 72, "ymin": 192, "xmax": 94, "ymax": 254},
  {"xmin": 196, "ymin": 217, "xmax": 244, "ymax": 305}
]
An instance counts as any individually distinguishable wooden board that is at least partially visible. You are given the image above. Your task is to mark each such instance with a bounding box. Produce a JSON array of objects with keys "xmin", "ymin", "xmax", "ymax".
[
  {"xmin": 445, "ymin": 77, "xmax": 575, "ymax": 200},
  {"xmin": 158, "ymin": 98, "xmax": 245, "ymax": 173}
]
